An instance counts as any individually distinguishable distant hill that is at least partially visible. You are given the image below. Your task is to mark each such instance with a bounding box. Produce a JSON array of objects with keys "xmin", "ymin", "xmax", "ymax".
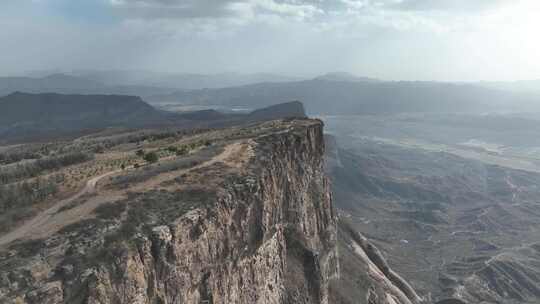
[
  {"xmin": 0, "ymin": 92, "xmax": 173, "ymax": 141},
  {"xmin": 176, "ymin": 109, "xmax": 229, "ymax": 121},
  {"xmin": 478, "ymin": 79, "xmax": 540, "ymax": 93},
  {"xmin": 0, "ymin": 74, "xmax": 103, "ymax": 95},
  {"xmin": 0, "ymin": 74, "xmax": 175, "ymax": 98},
  {"xmin": 247, "ymin": 100, "xmax": 306, "ymax": 121},
  {"xmin": 313, "ymin": 72, "xmax": 380, "ymax": 83},
  {"xmin": 140, "ymin": 72, "xmax": 301, "ymax": 90},
  {"xmin": 52, "ymin": 70, "xmax": 301, "ymax": 90},
  {"xmin": 0, "ymin": 92, "xmax": 308, "ymax": 143},
  {"xmin": 148, "ymin": 79, "xmax": 540, "ymax": 115},
  {"xmin": 0, "ymin": 92, "xmax": 164, "ymax": 125}
]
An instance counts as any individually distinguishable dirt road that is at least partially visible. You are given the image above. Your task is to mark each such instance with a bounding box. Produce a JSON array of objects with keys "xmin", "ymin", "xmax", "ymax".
[
  {"xmin": 0, "ymin": 142, "xmax": 249, "ymax": 247},
  {"xmin": 0, "ymin": 169, "xmax": 121, "ymax": 247}
]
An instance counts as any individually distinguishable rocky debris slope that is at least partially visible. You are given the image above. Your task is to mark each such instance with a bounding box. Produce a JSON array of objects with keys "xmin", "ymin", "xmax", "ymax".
[
  {"xmin": 0, "ymin": 119, "xmax": 338, "ymax": 304},
  {"xmin": 329, "ymin": 221, "xmax": 424, "ymax": 304},
  {"xmin": 325, "ymin": 135, "xmax": 424, "ymax": 304}
]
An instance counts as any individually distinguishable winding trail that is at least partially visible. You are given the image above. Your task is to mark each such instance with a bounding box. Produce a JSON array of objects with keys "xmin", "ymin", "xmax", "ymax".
[
  {"xmin": 0, "ymin": 142, "xmax": 249, "ymax": 248},
  {"xmin": 0, "ymin": 170, "xmax": 122, "ymax": 247}
]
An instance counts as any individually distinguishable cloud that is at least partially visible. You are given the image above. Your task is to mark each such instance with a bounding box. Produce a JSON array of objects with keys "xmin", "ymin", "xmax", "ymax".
[
  {"xmin": 2, "ymin": 0, "xmax": 539, "ymax": 81},
  {"xmin": 109, "ymin": 0, "xmax": 240, "ymax": 19},
  {"xmin": 104, "ymin": 0, "xmax": 506, "ymax": 36},
  {"xmin": 108, "ymin": 0, "xmax": 323, "ymax": 21},
  {"xmin": 388, "ymin": 0, "xmax": 510, "ymax": 12}
]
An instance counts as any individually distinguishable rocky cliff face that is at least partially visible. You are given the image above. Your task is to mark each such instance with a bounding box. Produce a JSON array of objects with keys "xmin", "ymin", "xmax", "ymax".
[{"xmin": 0, "ymin": 119, "xmax": 338, "ymax": 304}]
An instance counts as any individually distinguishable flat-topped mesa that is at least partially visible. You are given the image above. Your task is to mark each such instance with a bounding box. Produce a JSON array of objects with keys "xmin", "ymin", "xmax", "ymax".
[{"xmin": 0, "ymin": 118, "xmax": 338, "ymax": 304}]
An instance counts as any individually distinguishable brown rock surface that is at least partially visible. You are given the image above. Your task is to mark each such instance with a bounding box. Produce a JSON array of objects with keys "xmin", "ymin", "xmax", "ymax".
[{"xmin": 0, "ymin": 119, "xmax": 338, "ymax": 304}]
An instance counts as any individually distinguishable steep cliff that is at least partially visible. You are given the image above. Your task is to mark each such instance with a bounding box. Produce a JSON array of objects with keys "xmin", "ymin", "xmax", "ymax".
[{"xmin": 0, "ymin": 119, "xmax": 338, "ymax": 304}]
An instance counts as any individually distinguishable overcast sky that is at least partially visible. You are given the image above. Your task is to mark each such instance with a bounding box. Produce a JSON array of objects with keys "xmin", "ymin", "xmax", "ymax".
[{"xmin": 1, "ymin": 0, "xmax": 539, "ymax": 81}]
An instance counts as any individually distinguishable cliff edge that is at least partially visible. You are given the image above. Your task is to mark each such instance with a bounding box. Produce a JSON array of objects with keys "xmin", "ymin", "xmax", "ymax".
[{"xmin": 0, "ymin": 119, "xmax": 338, "ymax": 304}]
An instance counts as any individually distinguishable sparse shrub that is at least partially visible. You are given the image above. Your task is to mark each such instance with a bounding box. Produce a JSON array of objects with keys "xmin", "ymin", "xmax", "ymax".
[
  {"xmin": 0, "ymin": 152, "xmax": 93, "ymax": 185},
  {"xmin": 58, "ymin": 218, "xmax": 104, "ymax": 238},
  {"xmin": 93, "ymin": 201, "xmax": 127, "ymax": 220},
  {"xmin": 109, "ymin": 154, "xmax": 209, "ymax": 187},
  {"xmin": 176, "ymin": 146, "xmax": 189, "ymax": 156},
  {"xmin": 143, "ymin": 152, "xmax": 159, "ymax": 163},
  {"xmin": 8, "ymin": 239, "xmax": 45, "ymax": 258},
  {"xmin": 0, "ymin": 176, "xmax": 59, "ymax": 213},
  {"xmin": 0, "ymin": 151, "xmax": 41, "ymax": 165},
  {"xmin": 104, "ymin": 188, "xmax": 215, "ymax": 246}
]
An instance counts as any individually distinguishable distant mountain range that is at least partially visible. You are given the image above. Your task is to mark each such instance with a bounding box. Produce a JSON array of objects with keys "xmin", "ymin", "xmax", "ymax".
[
  {"xmin": 313, "ymin": 72, "xmax": 380, "ymax": 83},
  {"xmin": 0, "ymin": 72, "xmax": 304, "ymax": 98},
  {"xmin": 478, "ymin": 79, "xmax": 540, "ymax": 93},
  {"xmin": 3, "ymin": 71, "xmax": 540, "ymax": 116},
  {"xmin": 16, "ymin": 70, "xmax": 302, "ymax": 91},
  {"xmin": 0, "ymin": 74, "xmax": 176, "ymax": 98},
  {"xmin": 147, "ymin": 78, "xmax": 540, "ymax": 115},
  {"xmin": 130, "ymin": 72, "xmax": 300, "ymax": 90}
]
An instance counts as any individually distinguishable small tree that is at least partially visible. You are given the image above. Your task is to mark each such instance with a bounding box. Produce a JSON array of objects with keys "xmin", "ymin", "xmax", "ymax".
[
  {"xmin": 136, "ymin": 149, "xmax": 145, "ymax": 157},
  {"xmin": 143, "ymin": 152, "xmax": 159, "ymax": 163}
]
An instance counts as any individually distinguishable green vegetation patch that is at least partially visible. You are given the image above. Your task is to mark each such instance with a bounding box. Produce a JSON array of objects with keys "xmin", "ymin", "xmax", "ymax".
[
  {"xmin": 0, "ymin": 175, "xmax": 64, "ymax": 233},
  {"xmin": 143, "ymin": 151, "xmax": 159, "ymax": 163},
  {"xmin": 0, "ymin": 152, "xmax": 93, "ymax": 185},
  {"xmin": 109, "ymin": 145, "xmax": 221, "ymax": 188}
]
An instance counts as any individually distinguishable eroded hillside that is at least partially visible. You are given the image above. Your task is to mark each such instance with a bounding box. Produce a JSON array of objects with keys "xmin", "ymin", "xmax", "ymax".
[{"xmin": 325, "ymin": 131, "xmax": 540, "ymax": 304}]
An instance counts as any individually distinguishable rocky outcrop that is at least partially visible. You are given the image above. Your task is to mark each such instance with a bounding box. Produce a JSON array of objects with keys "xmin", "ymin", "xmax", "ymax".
[
  {"xmin": 329, "ymin": 221, "xmax": 424, "ymax": 304},
  {"xmin": 0, "ymin": 119, "xmax": 338, "ymax": 304}
]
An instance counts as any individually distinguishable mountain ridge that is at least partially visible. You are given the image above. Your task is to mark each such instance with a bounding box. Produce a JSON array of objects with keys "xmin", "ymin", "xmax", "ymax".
[
  {"xmin": 0, "ymin": 92, "xmax": 309, "ymax": 143},
  {"xmin": 147, "ymin": 79, "xmax": 540, "ymax": 115}
]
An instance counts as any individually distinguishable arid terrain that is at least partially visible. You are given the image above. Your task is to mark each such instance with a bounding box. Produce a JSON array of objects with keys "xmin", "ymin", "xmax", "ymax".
[
  {"xmin": 324, "ymin": 114, "xmax": 540, "ymax": 303},
  {"xmin": 0, "ymin": 106, "xmax": 432, "ymax": 304},
  {"xmin": 3, "ymin": 0, "xmax": 540, "ymax": 302}
]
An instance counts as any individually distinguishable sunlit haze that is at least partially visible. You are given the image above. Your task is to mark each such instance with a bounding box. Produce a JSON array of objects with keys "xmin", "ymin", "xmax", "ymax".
[{"xmin": 1, "ymin": 0, "xmax": 539, "ymax": 81}]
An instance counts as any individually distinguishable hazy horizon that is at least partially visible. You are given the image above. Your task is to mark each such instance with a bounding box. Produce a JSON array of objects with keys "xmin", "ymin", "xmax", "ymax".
[
  {"xmin": 2, "ymin": 0, "xmax": 540, "ymax": 82},
  {"xmin": 3, "ymin": 69, "xmax": 540, "ymax": 85}
]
